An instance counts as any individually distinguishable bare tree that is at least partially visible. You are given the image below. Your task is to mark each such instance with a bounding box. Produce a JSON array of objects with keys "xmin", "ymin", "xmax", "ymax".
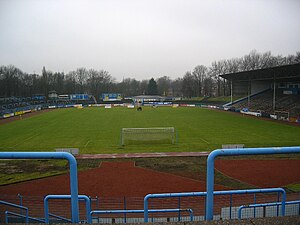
[
  {"xmin": 139, "ymin": 80, "xmax": 148, "ymax": 95},
  {"xmin": 182, "ymin": 72, "xmax": 196, "ymax": 98},
  {"xmin": 117, "ymin": 78, "xmax": 140, "ymax": 96},
  {"xmin": 170, "ymin": 78, "xmax": 183, "ymax": 97},
  {"xmin": 156, "ymin": 76, "xmax": 171, "ymax": 96},
  {"xmin": 295, "ymin": 52, "xmax": 300, "ymax": 63},
  {"xmin": 192, "ymin": 65, "xmax": 207, "ymax": 97}
]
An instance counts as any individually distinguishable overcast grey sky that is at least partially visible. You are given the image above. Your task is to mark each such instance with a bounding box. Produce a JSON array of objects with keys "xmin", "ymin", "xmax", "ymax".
[{"xmin": 0, "ymin": 0, "xmax": 299, "ymax": 81}]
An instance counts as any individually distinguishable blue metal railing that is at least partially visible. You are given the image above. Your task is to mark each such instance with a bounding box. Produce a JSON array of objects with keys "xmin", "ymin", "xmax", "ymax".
[
  {"xmin": 44, "ymin": 194, "xmax": 91, "ymax": 224},
  {"xmin": 5, "ymin": 211, "xmax": 45, "ymax": 223},
  {"xmin": 0, "ymin": 200, "xmax": 29, "ymax": 223},
  {"xmin": 0, "ymin": 152, "xmax": 79, "ymax": 223},
  {"xmin": 206, "ymin": 146, "xmax": 300, "ymax": 220},
  {"xmin": 143, "ymin": 188, "xmax": 286, "ymax": 222},
  {"xmin": 91, "ymin": 208, "xmax": 193, "ymax": 224},
  {"xmin": 48, "ymin": 213, "xmax": 72, "ymax": 223},
  {"xmin": 238, "ymin": 200, "xmax": 300, "ymax": 219}
]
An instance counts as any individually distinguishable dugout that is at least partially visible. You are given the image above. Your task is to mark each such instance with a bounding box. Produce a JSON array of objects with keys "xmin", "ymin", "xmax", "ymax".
[{"xmin": 220, "ymin": 63, "xmax": 300, "ymax": 118}]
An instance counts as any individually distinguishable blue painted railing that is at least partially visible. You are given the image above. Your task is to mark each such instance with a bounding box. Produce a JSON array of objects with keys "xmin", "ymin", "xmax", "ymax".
[
  {"xmin": 0, "ymin": 200, "xmax": 29, "ymax": 223},
  {"xmin": 0, "ymin": 152, "xmax": 79, "ymax": 223},
  {"xmin": 48, "ymin": 213, "xmax": 72, "ymax": 223},
  {"xmin": 206, "ymin": 146, "xmax": 300, "ymax": 220},
  {"xmin": 238, "ymin": 200, "xmax": 300, "ymax": 219},
  {"xmin": 5, "ymin": 211, "xmax": 45, "ymax": 223},
  {"xmin": 91, "ymin": 208, "xmax": 193, "ymax": 223},
  {"xmin": 143, "ymin": 188, "xmax": 285, "ymax": 222},
  {"xmin": 44, "ymin": 194, "xmax": 91, "ymax": 224}
]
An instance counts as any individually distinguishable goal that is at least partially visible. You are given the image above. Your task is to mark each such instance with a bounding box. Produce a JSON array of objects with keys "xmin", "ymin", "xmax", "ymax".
[{"xmin": 120, "ymin": 127, "xmax": 176, "ymax": 146}]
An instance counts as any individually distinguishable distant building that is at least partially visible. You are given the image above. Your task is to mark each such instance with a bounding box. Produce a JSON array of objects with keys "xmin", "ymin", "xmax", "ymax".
[
  {"xmin": 132, "ymin": 95, "xmax": 165, "ymax": 103},
  {"xmin": 48, "ymin": 90, "xmax": 58, "ymax": 99}
]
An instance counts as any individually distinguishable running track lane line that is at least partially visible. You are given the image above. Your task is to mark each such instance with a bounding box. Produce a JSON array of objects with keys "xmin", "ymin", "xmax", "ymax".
[{"xmin": 76, "ymin": 152, "xmax": 210, "ymax": 159}]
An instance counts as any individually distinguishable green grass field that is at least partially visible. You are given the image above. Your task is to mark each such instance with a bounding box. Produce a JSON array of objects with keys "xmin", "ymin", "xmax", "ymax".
[{"xmin": 0, "ymin": 107, "xmax": 299, "ymax": 154}]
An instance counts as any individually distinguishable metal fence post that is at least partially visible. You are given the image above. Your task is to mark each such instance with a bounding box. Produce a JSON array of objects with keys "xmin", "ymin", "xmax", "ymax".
[
  {"xmin": 0, "ymin": 152, "xmax": 79, "ymax": 223},
  {"xmin": 97, "ymin": 196, "xmax": 100, "ymax": 223},
  {"xmin": 206, "ymin": 147, "xmax": 300, "ymax": 220},
  {"xmin": 18, "ymin": 194, "xmax": 23, "ymax": 217},
  {"xmin": 124, "ymin": 197, "xmax": 127, "ymax": 223},
  {"xmin": 178, "ymin": 197, "xmax": 181, "ymax": 221},
  {"xmin": 277, "ymin": 192, "xmax": 280, "ymax": 217},
  {"xmin": 253, "ymin": 193, "xmax": 256, "ymax": 218},
  {"xmin": 204, "ymin": 195, "xmax": 206, "ymax": 220},
  {"xmin": 229, "ymin": 194, "xmax": 232, "ymax": 219}
]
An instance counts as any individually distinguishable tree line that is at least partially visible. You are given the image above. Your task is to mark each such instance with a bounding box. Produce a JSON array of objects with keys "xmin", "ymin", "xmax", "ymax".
[{"xmin": 1, "ymin": 50, "xmax": 299, "ymax": 99}]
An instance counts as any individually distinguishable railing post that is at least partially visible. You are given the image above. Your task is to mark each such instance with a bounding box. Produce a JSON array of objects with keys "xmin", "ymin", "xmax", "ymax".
[
  {"xmin": 144, "ymin": 195, "xmax": 149, "ymax": 222},
  {"xmin": 124, "ymin": 197, "xmax": 127, "ymax": 223},
  {"xmin": 277, "ymin": 192, "xmax": 280, "ymax": 217},
  {"xmin": 229, "ymin": 194, "xmax": 232, "ymax": 219},
  {"xmin": 253, "ymin": 193, "xmax": 256, "ymax": 218},
  {"xmin": 0, "ymin": 152, "xmax": 79, "ymax": 223},
  {"xmin": 178, "ymin": 197, "xmax": 181, "ymax": 221},
  {"xmin": 18, "ymin": 194, "xmax": 23, "ymax": 217},
  {"xmin": 206, "ymin": 147, "xmax": 300, "ymax": 221}
]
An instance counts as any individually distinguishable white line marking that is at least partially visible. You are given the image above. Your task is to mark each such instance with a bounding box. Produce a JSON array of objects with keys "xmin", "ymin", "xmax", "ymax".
[
  {"xmin": 12, "ymin": 134, "xmax": 40, "ymax": 147},
  {"xmin": 84, "ymin": 140, "xmax": 91, "ymax": 148},
  {"xmin": 199, "ymin": 137, "xmax": 210, "ymax": 144}
]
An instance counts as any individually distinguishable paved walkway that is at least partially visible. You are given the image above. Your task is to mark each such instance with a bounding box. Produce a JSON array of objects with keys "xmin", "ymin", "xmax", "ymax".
[{"xmin": 76, "ymin": 152, "xmax": 210, "ymax": 159}]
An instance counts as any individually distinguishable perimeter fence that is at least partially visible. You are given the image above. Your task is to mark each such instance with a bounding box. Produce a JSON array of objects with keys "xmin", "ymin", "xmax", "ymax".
[{"xmin": 1, "ymin": 191, "xmax": 299, "ymax": 223}]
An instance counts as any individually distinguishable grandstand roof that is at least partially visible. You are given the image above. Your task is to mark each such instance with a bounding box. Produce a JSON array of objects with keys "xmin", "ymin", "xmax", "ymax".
[{"xmin": 220, "ymin": 63, "xmax": 300, "ymax": 82}]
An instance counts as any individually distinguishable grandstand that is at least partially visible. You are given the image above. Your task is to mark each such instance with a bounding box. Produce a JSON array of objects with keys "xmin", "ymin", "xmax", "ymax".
[
  {"xmin": 0, "ymin": 96, "xmax": 46, "ymax": 119},
  {"xmin": 221, "ymin": 63, "xmax": 300, "ymax": 120},
  {"xmin": 0, "ymin": 93, "xmax": 97, "ymax": 119}
]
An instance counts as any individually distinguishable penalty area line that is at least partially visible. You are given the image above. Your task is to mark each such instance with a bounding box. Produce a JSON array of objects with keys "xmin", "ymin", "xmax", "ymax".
[
  {"xmin": 199, "ymin": 137, "xmax": 210, "ymax": 144},
  {"xmin": 84, "ymin": 140, "xmax": 91, "ymax": 148},
  {"xmin": 12, "ymin": 133, "xmax": 40, "ymax": 147}
]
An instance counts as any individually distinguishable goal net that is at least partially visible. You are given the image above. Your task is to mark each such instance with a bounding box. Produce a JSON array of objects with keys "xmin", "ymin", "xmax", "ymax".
[{"xmin": 121, "ymin": 127, "xmax": 176, "ymax": 145}]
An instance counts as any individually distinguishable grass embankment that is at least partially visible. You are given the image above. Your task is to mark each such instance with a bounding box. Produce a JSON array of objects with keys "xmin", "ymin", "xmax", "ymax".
[{"xmin": 0, "ymin": 107, "xmax": 299, "ymax": 154}]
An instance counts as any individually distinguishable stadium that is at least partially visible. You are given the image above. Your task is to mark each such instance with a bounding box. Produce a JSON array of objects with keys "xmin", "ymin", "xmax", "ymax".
[{"xmin": 0, "ymin": 63, "xmax": 300, "ymax": 224}]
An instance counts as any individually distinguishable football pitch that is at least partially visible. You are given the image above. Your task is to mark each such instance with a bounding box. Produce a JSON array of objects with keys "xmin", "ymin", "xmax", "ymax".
[{"xmin": 0, "ymin": 107, "xmax": 299, "ymax": 154}]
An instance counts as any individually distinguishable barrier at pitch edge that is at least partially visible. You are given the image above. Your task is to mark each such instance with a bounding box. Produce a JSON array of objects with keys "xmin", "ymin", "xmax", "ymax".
[
  {"xmin": 44, "ymin": 195, "xmax": 91, "ymax": 224},
  {"xmin": 0, "ymin": 200, "xmax": 29, "ymax": 223},
  {"xmin": 91, "ymin": 209, "xmax": 193, "ymax": 224},
  {"xmin": 143, "ymin": 187, "xmax": 286, "ymax": 222},
  {"xmin": 0, "ymin": 152, "xmax": 79, "ymax": 223},
  {"xmin": 206, "ymin": 146, "xmax": 300, "ymax": 221},
  {"xmin": 238, "ymin": 200, "xmax": 300, "ymax": 220}
]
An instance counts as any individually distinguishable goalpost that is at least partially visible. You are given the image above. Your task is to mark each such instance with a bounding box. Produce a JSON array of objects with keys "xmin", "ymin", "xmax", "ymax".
[{"xmin": 120, "ymin": 127, "xmax": 177, "ymax": 146}]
